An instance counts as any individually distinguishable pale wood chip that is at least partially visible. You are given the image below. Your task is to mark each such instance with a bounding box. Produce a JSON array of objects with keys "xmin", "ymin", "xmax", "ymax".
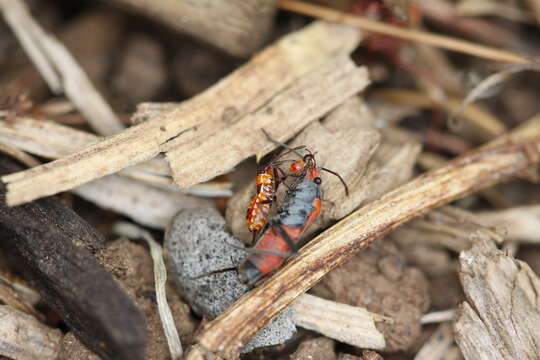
[
  {"xmin": 293, "ymin": 294, "xmax": 386, "ymax": 350},
  {"xmin": 455, "ymin": 238, "xmax": 540, "ymax": 359},
  {"xmin": 414, "ymin": 322, "xmax": 454, "ymax": 360},
  {"xmin": 167, "ymin": 56, "xmax": 369, "ymax": 188},
  {"xmin": 0, "ymin": 305, "xmax": 62, "ymax": 360},
  {"xmin": 74, "ymin": 175, "xmax": 214, "ymax": 229}
]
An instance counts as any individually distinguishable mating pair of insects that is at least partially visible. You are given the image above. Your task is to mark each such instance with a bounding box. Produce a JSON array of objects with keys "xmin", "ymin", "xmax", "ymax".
[
  {"xmin": 240, "ymin": 130, "xmax": 348, "ymax": 285},
  {"xmin": 197, "ymin": 130, "xmax": 348, "ymax": 286}
]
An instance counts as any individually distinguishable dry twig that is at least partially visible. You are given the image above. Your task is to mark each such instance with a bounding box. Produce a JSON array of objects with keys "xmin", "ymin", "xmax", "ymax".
[
  {"xmin": 0, "ymin": 116, "xmax": 232, "ymax": 197},
  {"xmin": 0, "ymin": 0, "xmax": 124, "ymax": 135},
  {"xmin": 114, "ymin": 222, "xmax": 183, "ymax": 359},
  {"xmin": 184, "ymin": 113, "xmax": 540, "ymax": 359},
  {"xmin": 278, "ymin": 0, "xmax": 532, "ymax": 64}
]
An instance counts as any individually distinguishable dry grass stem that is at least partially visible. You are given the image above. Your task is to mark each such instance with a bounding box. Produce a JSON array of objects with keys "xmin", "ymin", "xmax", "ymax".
[
  {"xmin": 373, "ymin": 89, "xmax": 507, "ymax": 140},
  {"xmin": 394, "ymin": 205, "xmax": 504, "ymax": 253},
  {"xmin": 292, "ymin": 294, "xmax": 386, "ymax": 350},
  {"xmin": 1, "ymin": 21, "xmax": 363, "ymax": 206},
  {"xmin": 74, "ymin": 175, "xmax": 214, "ymax": 229},
  {"xmin": 113, "ymin": 222, "xmax": 183, "ymax": 359},
  {"xmin": 0, "ymin": 116, "xmax": 232, "ymax": 198},
  {"xmin": 421, "ymin": 309, "xmax": 456, "ymax": 324},
  {"xmin": 278, "ymin": 0, "xmax": 532, "ymax": 64},
  {"xmin": 184, "ymin": 115, "xmax": 540, "ymax": 358},
  {"xmin": 450, "ymin": 66, "xmax": 540, "ymax": 129},
  {"xmin": 0, "ymin": 0, "xmax": 124, "ymax": 136},
  {"xmin": 477, "ymin": 205, "xmax": 540, "ymax": 243},
  {"xmin": 0, "ymin": 142, "xmax": 40, "ymax": 168}
]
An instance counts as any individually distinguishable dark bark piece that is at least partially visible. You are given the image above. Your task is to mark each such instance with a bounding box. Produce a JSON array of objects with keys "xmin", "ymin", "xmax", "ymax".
[{"xmin": 0, "ymin": 156, "xmax": 146, "ymax": 360}]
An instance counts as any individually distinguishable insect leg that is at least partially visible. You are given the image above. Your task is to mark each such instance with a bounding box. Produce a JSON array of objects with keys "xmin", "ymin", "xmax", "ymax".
[
  {"xmin": 188, "ymin": 266, "xmax": 237, "ymax": 280},
  {"xmin": 269, "ymin": 219, "xmax": 299, "ymax": 256},
  {"xmin": 223, "ymin": 238, "xmax": 293, "ymax": 257},
  {"xmin": 261, "ymin": 128, "xmax": 305, "ymax": 158}
]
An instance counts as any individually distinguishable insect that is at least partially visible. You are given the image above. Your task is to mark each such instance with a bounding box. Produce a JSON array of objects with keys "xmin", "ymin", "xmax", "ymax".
[
  {"xmin": 238, "ymin": 164, "xmax": 323, "ymax": 286},
  {"xmin": 193, "ymin": 130, "xmax": 349, "ymax": 286},
  {"xmin": 245, "ymin": 131, "xmax": 308, "ymax": 237},
  {"xmin": 193, "ymin": 149, "xmax": 324, "ymax": 287},
  {"xmin": 245, "ymin": 152, "xmax": 302, "ymax": 234}
]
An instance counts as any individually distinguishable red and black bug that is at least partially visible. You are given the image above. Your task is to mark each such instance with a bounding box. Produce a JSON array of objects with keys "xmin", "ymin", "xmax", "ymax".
[
  {"xmin": 245, "ymin": 130, "xmax": 307, "ymax": 237},
  {"xmin": 238, "ymin": 164, "xmax": 324, "ymax": 285},
  {"xmin": 193, "ymin": 130, "xmax": 349, "ymax": 286}
]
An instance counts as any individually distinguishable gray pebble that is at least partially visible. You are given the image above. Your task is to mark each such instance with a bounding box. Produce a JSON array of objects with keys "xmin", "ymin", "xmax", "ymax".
[{"xmin": 165, "ymin": 208, "xmax": 296, "ymax": 352}]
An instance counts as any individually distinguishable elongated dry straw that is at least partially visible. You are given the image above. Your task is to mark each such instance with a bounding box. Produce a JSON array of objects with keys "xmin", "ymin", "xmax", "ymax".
[
  {"xmin": 278, "ymin": 0, "xmax": 532, "ymax": 64},
  {"xmin": 114, "ymin": 222, "xmax": 182, "ymax": 359}
]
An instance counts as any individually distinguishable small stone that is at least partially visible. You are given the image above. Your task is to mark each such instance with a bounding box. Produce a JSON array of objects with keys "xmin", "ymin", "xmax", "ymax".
[
  {"xmin": 360, "ymin": 349, "xmax": 384, "ymax": 360},
  {"xmin": 290, "ymin": 337, "xmax": 336, "ymax": 360},
  {"xmin": 165, "ymin": 208, "xmax": 296, "ymax": 352},
  {"xmin": 378, "ymin": 255, "xmax": 403, "ymax": 281}
]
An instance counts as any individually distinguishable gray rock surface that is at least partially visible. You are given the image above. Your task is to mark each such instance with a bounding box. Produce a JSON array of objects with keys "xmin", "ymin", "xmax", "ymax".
[{"xmin": 165, "ymin": 208, "xmax": 296, "ymax": 352}]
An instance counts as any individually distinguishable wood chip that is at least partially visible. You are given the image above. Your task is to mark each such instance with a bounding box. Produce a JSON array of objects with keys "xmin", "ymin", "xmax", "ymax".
[
  {"xmin": 0, "ymin": 305, "xmax": 62, "ymax": 360},
  {"xmin": 414, "ymin": 322, "xmax": 454, "ymax": 360},
  {"xmin": 73, "ymin": 175, "xmax": 214, "ymax": 229},
  {"xmin": 2, "ymin": 21, "xmax": 363, "ymax": 206},
  {"xmin": 292, "ymin": 294, "xmax": 386, "ymax": 350},
  {"xmin": 477, "ymin": 205, "xmax": 540, "ymax": 243},
  {"xmin": 455, "ymin": 238, "xmax": 540, "ymax": 359},
  {"xmin": 167, "ymin": 56, "xmax": 369, "ymax": 188},
  {"xmin": 109, "ymin": 0, "xmax": 277, "ymax": 56}
]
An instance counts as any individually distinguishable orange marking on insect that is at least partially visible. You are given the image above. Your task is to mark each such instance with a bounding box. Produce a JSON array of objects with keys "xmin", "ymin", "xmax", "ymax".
[
  {"xmin": 290, "ymin": 159, "xmax": 305, "ymax": 174},
  {"xmin": 246, "ymin": 166, "xmax": 277, "ymax": 232}
]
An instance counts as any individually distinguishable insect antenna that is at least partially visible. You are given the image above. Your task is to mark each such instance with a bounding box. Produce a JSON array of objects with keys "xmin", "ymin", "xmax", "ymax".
[
  {"xmin": 261, "ymin": 128, "xmax": 305, "ymax": 158},
  {"xmin": 320, "ymin": 167, "xmax": 349, "ymax": 196}
]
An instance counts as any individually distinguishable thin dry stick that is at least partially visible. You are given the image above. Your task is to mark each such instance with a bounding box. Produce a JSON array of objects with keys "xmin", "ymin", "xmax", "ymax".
[
  {"xmin": 114, "ymin": 222, "xmax": 183, "ymax": 359},
  {"xmin": 373, "ymin": 88, "xmax": 507, "ymax": 140},
  {"xmin": 184, "ymin": 115, "xmax": 540, "ymax": 359},
  {"xmin": 277, "ymin": 0, "xmax": 532, "ymax": 64},
  {"xmin": 0, "ymin": 0, "xmax": 124, "ymax": 136}
]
